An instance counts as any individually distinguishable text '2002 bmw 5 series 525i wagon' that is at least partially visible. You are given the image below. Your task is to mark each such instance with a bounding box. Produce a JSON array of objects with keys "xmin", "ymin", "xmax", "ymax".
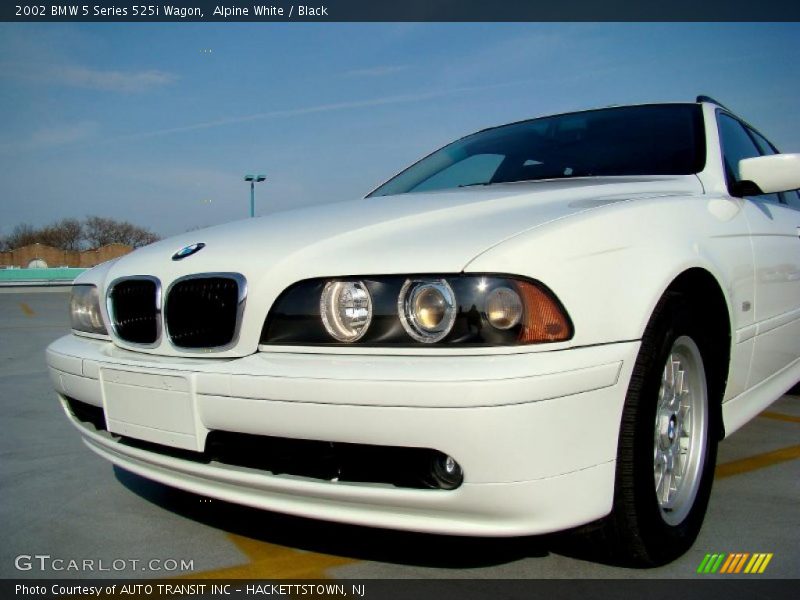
[{"xmin": 47, "ymin": 97, "xmax": 800, "ymax": 565}]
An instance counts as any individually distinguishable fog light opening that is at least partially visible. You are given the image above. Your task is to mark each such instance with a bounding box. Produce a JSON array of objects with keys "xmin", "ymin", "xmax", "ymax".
[{"xmin": 429, "ymin": 454, "xmax": 464, "ymax": 490}]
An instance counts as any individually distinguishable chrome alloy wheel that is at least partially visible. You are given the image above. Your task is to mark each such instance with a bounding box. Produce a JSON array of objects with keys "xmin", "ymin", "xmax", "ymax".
[{"xmin": 653, "ymin": 335, "xmax": 709, "ymax": 525}]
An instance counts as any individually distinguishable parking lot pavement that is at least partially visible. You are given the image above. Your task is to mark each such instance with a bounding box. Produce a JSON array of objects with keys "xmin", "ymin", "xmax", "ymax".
[{"xmin": 1, "ymin": 291, "xmax": 797, "ymax": 579}]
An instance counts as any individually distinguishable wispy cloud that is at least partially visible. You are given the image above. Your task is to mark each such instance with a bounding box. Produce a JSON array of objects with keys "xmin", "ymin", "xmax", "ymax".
[
  {"xmin": 106, "ymin": 78, "xmax": 530, "ymax": 144},
  {"xmin": 0, "ymin": 61, "xmax": 176, "ymax": 93},
  {"xmin": 0, "ymin": 121, "xmax": 99, "ymax": 153},
  {"xmin": 53, "ymin": 66, "xmax": 175, "ymax": 93},
  {"xmin": 0, "ymin": 27, "xmax": 175, "ymax": 93},
  {"xmin": 30, "ymin": 121, "xmax": 99, "ymax": 146},
  {"xmin": 344, "ymin": 65, "xmax": 409, "ymax": 77}
]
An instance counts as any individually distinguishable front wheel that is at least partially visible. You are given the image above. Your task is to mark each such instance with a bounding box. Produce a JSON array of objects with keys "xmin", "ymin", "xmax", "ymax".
[
  {"xmin": 602, "ymin": 295, "xmax": 719, "ymax": 566},
  {"xmin": 654, "ymin": 335, "xmax": 709, "ymax": 526}
]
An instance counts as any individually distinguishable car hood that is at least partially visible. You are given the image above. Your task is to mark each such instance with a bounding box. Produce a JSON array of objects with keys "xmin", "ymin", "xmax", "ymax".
[
  {"xmin": 96, "ymin": 175, "xmax": 702, "ymax": 356},
  {"xmin": 107, "ymin": 175, "xmax": 702, "ymax": 288}
]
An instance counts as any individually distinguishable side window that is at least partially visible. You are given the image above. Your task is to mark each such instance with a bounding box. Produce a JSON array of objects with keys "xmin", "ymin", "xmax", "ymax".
[
  {"xmin": 746, "ymin": 127, "xmax": 800, "ymax": 209},
  {"xmin": 717, "ymin": 113, "xmax": 780, "ymax": 202},
  {"xmin": 748, "ymin": 128, "xmax": 779, "ymax": 156}
]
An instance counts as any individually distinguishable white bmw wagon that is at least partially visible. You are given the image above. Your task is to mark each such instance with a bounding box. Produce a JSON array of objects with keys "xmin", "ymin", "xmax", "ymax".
[{"xmin": 47, "ymin": 97, "xmax": 800, "ymax": 565}]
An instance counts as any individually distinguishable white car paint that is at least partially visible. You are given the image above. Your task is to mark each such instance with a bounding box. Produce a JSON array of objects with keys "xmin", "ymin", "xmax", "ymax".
[
  {"xmin": 90, "ymin": 174, "xmax": 702, "ymax": 358},
  {"xmin": 46, "ymin": 100, "xmax": 800, "ymax": 539}
]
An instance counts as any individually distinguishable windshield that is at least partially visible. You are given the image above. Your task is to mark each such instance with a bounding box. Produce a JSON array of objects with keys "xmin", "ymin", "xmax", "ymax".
[{"xmin": 368, "ymin": 104, "xmax": 705, "ymax": 197}]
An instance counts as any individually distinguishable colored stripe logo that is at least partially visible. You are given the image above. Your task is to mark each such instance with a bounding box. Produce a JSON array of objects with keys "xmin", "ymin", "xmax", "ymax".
[{"xmin": 697, "ymin": 553, "xmax": 773, "ymax": 574}]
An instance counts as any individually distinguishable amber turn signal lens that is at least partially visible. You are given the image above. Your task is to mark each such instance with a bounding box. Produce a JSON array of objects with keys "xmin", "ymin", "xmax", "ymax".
[{"xmin": 515, "ymin": 281, "xmax": 571, "ymax": 343}]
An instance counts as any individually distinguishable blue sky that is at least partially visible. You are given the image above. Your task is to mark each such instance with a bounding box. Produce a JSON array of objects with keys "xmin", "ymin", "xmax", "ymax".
[{"xmin": 0, "ymin": 23, "xmax": 798, "ymax": 238}]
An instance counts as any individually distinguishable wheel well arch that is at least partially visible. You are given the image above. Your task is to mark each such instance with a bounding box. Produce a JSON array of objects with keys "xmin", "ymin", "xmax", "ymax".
[{"xmin": 659, "ymin": 267, "xmax": 731, "ymax": 439}]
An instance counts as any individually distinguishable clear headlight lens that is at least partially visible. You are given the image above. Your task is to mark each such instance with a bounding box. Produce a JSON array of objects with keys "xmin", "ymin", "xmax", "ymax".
[
  {"xmin": 70, "ymin": 285, "xmax": 108, "ymax": 335},
  {"xmin": 398, "ymin": 279, "xmax": 457, "ymax": 343},
  {"xmin": 485, "ymin": 286, "xmax": 523, "ymax": 330},
  {"xmin": 320, "ymin": 280, "xmax": 373, "ymax": 342}
]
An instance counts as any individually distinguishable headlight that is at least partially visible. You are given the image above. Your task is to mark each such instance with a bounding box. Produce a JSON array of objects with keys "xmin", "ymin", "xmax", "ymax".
[
  {"xmin": 70, "ymin": 285, "xmax": 108, "ymax": 335},
  {"xmin": 398, "ymin": 279, "xmax": 456, "ymax": 343},
  {"xmin": 320, "ymin": 280, "xmax": 373, "ymax": 342},
  {"xmin": 262, "ymin": 274, "xmax": 572, "ymax": 347}
]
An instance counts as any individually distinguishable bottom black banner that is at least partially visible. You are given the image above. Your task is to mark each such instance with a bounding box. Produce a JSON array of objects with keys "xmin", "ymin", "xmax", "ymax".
[{"xmin": 4, "ymin": 579, "xmax": 800, "ymax": 600}]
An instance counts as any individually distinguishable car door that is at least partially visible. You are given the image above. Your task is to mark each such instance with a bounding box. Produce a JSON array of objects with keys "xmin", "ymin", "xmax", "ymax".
[{"xmin": 717, "ymin": 112, "xmax": 800, "ymax": 388}]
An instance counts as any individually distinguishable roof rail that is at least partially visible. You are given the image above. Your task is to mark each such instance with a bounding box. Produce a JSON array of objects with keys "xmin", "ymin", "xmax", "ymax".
[{"xmin": 696, "ymin": 95, "xmax": 733, "ymax": 112}]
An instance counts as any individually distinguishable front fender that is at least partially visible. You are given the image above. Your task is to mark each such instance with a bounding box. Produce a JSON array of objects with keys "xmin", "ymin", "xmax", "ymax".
[{"xmin": 464, "ymin": 195, "xmax": 749, "ymax": 350}]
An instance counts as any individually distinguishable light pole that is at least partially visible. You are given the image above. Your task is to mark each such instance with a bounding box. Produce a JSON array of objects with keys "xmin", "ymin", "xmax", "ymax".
[{"xmin": 244, "ymin": 174, "xmax": 266, "ymax": 218}]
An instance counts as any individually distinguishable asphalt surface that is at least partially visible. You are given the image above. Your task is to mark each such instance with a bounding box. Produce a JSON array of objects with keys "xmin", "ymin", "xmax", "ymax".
[{"xmin": 0, "ymin": 290, "xmax": 797, "ymax": 580}]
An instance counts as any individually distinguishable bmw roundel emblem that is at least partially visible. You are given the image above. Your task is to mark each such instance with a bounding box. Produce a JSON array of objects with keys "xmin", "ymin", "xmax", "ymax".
[{"xmin": 172, "ymin": 242, "xmax": 205, "ymax": 261}]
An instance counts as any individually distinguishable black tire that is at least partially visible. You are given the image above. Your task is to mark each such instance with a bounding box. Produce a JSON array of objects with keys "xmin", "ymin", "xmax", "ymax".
[{"xmin": 600, "ymin": 292, "xmax": 720, "ymax": 566}]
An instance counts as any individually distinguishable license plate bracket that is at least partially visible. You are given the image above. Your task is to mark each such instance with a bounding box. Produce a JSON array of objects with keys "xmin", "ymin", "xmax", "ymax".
[{"xmin": 101, "ymin": 368, "xmax": 202, "ymax": 451}]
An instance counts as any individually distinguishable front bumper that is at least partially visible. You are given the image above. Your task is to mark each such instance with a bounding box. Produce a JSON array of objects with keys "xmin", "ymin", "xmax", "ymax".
[{"xmin": 46, "ymin": 334, "xmax": 640, "ymax": 536}]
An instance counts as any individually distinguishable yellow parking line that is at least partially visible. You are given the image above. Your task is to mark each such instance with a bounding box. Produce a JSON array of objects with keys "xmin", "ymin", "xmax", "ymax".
[
  {"xmin": 19, "ymin": 302, "xmax": 35, "ymax": 316},
  {"xmin": 716, "ymin": 444, "xmax": 800, "ymax": 479},
  {"xmin": 759, "ymin": 411, "xmax": 800, "ymax": 424},
  {"xmin": 181, "ymin": 533, "xmax": 356, "ymax": 579}
]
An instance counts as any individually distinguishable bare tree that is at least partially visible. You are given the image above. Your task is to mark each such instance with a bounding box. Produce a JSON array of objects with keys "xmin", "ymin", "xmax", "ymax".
[
  {"xmin": 38, "ymin": 219, "xmax": 84, "ymax": 251},
  {"xmin": 58, "ymin": 218, "xmax": 84, "ymax": 251},
  {"xmin": 127, "ymin": 227, "xmax": 160, "ymax": 248},
  {"xmin": 84, "ymin": 216, "xmax": 160, "ymax": 248},
  {"xmin": 83, "ymin": 216, "xmax": 117, "ymax": 248},
  {"xmin": 1, "ymin": 218, "xmax": 160, "ymax": 252},
  {"xmin": 3, "ymin": 223, "xmax": 39, "ymax": 250}
]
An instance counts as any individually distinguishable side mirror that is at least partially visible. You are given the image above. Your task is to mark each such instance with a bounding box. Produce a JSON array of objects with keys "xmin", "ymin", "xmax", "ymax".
[{"xmin": 738, "ymin": 154, "xmax": 800, "ymax": 195}]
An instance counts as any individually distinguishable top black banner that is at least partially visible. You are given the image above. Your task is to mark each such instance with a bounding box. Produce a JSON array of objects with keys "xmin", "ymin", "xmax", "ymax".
[{"xmin": 3, "ymin": 0, "xmax": 800, "ymax": 22}]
